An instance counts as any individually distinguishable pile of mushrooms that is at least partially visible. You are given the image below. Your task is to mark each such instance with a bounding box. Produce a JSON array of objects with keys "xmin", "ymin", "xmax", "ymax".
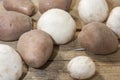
[
  {"xmin": 77, "ymin": 0, "xmax": 119, "ymax": 55},
  {"xmin": 0, "ymin": 0, "xmax": 76, "ymax": 79},
  {"xmin": 0, "ymin": 0, "xmax": 119, "ymax": 80},
  {"xmin": 68, "ymin": 0, "xmax": 120, "ymax": 79}
]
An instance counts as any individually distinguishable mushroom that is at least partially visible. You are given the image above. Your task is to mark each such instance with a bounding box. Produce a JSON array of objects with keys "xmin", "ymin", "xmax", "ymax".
[
  {"xmin": 67, "ymin": 56, "xmax": 96, "ymax": 79},
  {"xmin": 106, "ymin": 7, "xmax": 120, "ymax": 39},
  {"xmin": 37, "ymin": 9, "xmax": 76, "ymax": 45},
  {"xmin": 78, "ymin": 0, "xmax": 109, "ymax": 23},
  {"xmin": 0, "ymin": 44, "xmax": 23, "ymax": 80}
]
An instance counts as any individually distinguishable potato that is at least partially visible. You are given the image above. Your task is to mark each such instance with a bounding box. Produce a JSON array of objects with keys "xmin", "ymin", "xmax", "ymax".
[
  {"xmin": 78, "ymin": 22, "xmax": 119, "ymax": 54},
  {"xmin": 17, "ymin": 30, "xmax": 53, "ymax": 68},
  {"xmin": 39, "ymin": 0, "xmax": 72, "ymax": 13},
  {"xmin": 0, "ymin": 44, "xmax": 23, "ymax": 80},
  {"xmin": 0, "ymin": 11, "xmax": 32, "ymax": 41},
  {"xmin": 3, "ymin": 0, "xmax": 36, "ymax": 16}
]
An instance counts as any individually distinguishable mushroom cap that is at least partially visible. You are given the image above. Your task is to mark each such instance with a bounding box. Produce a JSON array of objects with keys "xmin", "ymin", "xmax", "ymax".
[
  {"xmin": 37, "ymin": 9, "xmax": 76, "ymax": 44},
  {"xmin": 0, "ymin": 44, "xmax": 23, "ymax": 80},
  {"xmin": 78, "ymin": 0, "xmax": 109, "ymax": 23},
  {"xmin": 67, "ymin": 56, "xmax": 95, "ymax": 79},
  {"xmin": 106, "ymin": 7, "xmax": 120, "ymax": 38}
]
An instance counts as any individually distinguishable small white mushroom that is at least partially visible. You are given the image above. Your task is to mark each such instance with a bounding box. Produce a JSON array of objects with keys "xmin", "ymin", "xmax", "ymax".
[
  {"xmin": 67, "ymin": 56, "xmax": 96, "ymax": 79},
  {"xmin": 0, "ymin": 44, "xmax": 23, "ymax": 80},
  {"xmin": 106, "ymin": 7, "xmax": 120, "ymax": 38},
  {"xmin": 78, "ymin": 0, "xmax": 109, "ymax": 23},
  {"xmin": 37, "ymin": 9, "xmax": 76, "ymax": 44}
]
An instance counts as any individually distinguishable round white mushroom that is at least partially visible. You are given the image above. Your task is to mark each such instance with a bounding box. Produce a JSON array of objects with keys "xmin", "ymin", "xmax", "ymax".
[
  {"xmin": 78, "ymin": 0, "xmax": 109, "ymax": 23},
  {"xmin": 37, "ymin": 9, "xmax": 76, "ymax": 44},
  {"xmin": 0, "ymin": 44, "xmax": 23, "ymax": 80},
  {"xmin": 106, "ymin": 7, "xmax": 120, "ymax": 38},
  {"xmin": 67, "ymin": 56, "xmax": 96, "ymax": 79}
]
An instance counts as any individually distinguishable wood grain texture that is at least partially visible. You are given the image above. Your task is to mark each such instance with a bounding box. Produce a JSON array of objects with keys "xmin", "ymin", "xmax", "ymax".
[{"xmin": 0, "ymin": 0, "xmax": 120, "ymax": 80}]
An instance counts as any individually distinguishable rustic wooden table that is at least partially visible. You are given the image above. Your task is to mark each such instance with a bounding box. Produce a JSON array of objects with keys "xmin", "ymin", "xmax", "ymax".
[
  {"xmin": 0, "ymin": 0, "xmax": 120, "ymax": 80},
  {"xmin": 1, "ymin": 34, "xmax": 120, "ymax": 80}
]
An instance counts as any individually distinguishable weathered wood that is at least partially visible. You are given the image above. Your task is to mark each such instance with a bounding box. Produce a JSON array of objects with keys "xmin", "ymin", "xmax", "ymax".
[
  {"xmin": 1, "ymin": 38, "xmax": 120, "ymax": 80},
  {"xmin": 23, "ymin": 61, "xmax": 120, "ymax": 80}
]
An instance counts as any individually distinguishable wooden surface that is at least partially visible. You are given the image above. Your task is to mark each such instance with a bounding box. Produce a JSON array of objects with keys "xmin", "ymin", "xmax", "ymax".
[
  {"xmin": 0, "ymin": 0, "xmax": 120, "ymax": 80},
  {"xmin": 1, "ymin": 34, "xmax": 120, "ymax": 80}
]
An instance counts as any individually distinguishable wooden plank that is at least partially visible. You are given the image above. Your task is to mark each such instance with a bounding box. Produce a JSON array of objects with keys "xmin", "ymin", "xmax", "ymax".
[
  {"xmin": 2, "ymin": 38, "xmax": 120, "ymax": 62},
  {"xmin": 2, "ymin": 40, "xmax": 120, "ymax": 80},
  {"xmin": 23, "ymin": 61, "xmax": 120, "ymax": 80}
]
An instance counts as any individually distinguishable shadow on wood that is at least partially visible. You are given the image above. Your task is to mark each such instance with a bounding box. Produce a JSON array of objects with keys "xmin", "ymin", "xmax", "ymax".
[{"xmin": 40, "ymin": 45, "xmax": 60, "ymax": 69}]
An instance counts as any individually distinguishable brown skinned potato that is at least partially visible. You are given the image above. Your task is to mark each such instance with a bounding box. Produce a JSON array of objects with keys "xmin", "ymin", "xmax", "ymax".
[
  {"xmin": 3, "ymin": 0, "xmax": 36, "ymax": 16},
  {"xmin": 78, "ymin": 22, "xmax": 119, "ymax": 54},
  {"xmin": 0, "ymin": 11, "xmax": 32, "ymax": 41},
  {"xmin": 17, "ymin": 30, "xmax": 53, "ymax": 68},
  {"xmin": 39, "ymin": 0, "xmax": 72, "ymax": 13}
]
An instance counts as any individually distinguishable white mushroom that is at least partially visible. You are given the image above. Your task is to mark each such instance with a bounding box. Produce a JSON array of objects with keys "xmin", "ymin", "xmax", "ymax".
[
  {"xmin": 37, "ymin": 9, "xmax": 76, "ymax": 44},
  {"xmin": 67, "ymin": 56, "xmax": 96, "ymax": 79},
  {"xmin": 78, "ymin": 0, "xmax": 109, "ymax": 23},
  {"xmin": 0, "ymin": 44, "xmax": 23, "ymax": 80},
  {"xmin": 106, "ymin": 7, "xmax": 120, "ymax": 38}
]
